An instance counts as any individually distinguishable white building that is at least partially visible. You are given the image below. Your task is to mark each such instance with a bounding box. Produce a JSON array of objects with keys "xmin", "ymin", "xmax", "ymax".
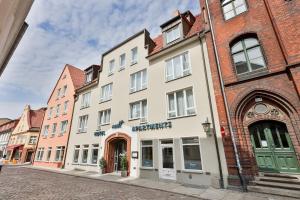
[{"xmin": 65, "ymin": 11, "xmax": 228, "ymax": 188}]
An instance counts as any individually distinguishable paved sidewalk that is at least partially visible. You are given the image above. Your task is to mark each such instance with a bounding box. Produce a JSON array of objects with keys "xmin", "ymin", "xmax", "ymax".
[{"xmin": 24, "ymin": 165, "xmax": 298, "ymax": 200}]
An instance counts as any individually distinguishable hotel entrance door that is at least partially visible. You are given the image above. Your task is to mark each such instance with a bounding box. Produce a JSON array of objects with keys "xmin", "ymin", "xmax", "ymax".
[{"xmin": 159, "ymin": 139, "xmax": 176, "ymax": 180}]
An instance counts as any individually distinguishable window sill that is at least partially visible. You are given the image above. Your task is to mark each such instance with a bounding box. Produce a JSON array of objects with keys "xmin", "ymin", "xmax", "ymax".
[
  {"xmin": 80, "ymin": 106, "xmax": 90, "ymax": 110},
  {"xmin": 130, "ymin": 61, "xmax": 137, "ymax": 66},
  {"xmin": 99, "ymin": 99, "xmax": 112, "ymax": 104},
  {"xmin": 119, "ymin": 67, "xmax": 125, "ymax": 72},
  {"xmin": 129, "ymin": 87, "xmax": 147, "ymax": 95},
  {"xmin": 100, "ymin": 123, "xmax": 110, "ymax": 126},
  {"xmin": 108, "ymin": 72, "xmax": 114, "ymax": 77},
  {"xmin": 236, "ymin": 68, "xmax": 269, "ymax": 82},
  {"xmin": 166, "ymin": 73, "xmax": 191, "ymax": 83},
  {"xmin": 128, "ymin": 118, "xmax": 140, "ymax": 122},
  {"xmin": 77, "ymin": 131, "xmax": 87, "ymax": 134},
  {"xmin": 62, "ymin": 112, "xmax": 67, "ymax": 115},
  {"xmin": 167, "ymin": 114, "xmax": 197, "ymax": 120},
  {"xmin": 180, "ymin": 169, "xmax": 203, "ymax": 174},
  {"xmin": 140, "ymin": 167, "xmax": 154, "ymax": 170}
]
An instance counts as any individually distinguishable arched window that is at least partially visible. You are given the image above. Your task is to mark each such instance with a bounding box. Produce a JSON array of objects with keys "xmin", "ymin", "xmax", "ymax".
[
  {"xmin": 222, "ymin": 0, "xmax": 247, "ymax": 20},
  {"xmin": 231, "ymin": 37, "xmax": 266, "ymax": 75}
]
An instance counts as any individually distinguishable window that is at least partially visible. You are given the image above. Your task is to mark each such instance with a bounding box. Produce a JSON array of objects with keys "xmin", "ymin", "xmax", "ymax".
[
  {"xmin": 91, "ymin": 144, "xmax": 99, "ymax": 164},
  {"xmin": 231, "ymin": 37, "xmax": 266, "ymax": 75},
  {"xmin": 55, "ymin": 146, "xmax": 65, "ymax": 162},
  {"xmin": 78, "ymin": 115, "xmax": 88, "ymax": 133},
  {"xmin": 57, "ymin": 88, "xmax": 61, "ymax": 99},
  {"xmin": 82, "ymin": 145, "xmax": 89, "ymax": 163},
  {"xmin": 131, "ymin": 47, "xmax": 138, "ymax": 64},
  {"xmin": 47, "ymin": 107, "xmax": 52, "ymax": 119},
  {"xmin": 36, "ymin": 147, "xmax": 45, "ymax": 161},
  {"xmin": 141, "ymin": 141, "xmax": 153, "ymax": 168},
  {"xmin": 182, "ymin": 137, "xmax": 202, "ymax": 170},
  {"xmin": 51, "ymin": 123, "xmax": 57, "ymax": 136},
  {"xmin": 130, "ymin": 69, "xmax": 147, "ymax": 93},
  {"xmin": 99, "ymin": 109, "xmax": 111, "ymax": 126},
  {"xmin": 55, "ymin": 104, "xmax": 60, "ymax": 117},
  {"xmin": 108, "ymin": 59, "xmax": 115, "ymax": 75},
  {"xmin": 168, "ymin": 88, "xmax": 196, "ymax": 118},
  {"xmin": 86, "ymin": 70, "xmax": 93, "ymax": 83},
  {"xmin": 100, "ymin": 83, "xmax": 112, "ymax": 102},
  {"xmin": 166, "ymin": 52, "xmax": 190, "ymax": 81},
  {"xmin": 28, "ymin": 136, "xmax": 37, "ymax": 144},
  {"xmin": 61, "ymin": 85, "xmax": 67, "ymax": 97},
  {"xmin": 119, "ymin": 53, "xmax": 126, "ymax": 69},
  {"xmin": 130, "ymin": 100, "xmax": 147, "ymax": 120},
  {"xmin": 43, "ymin": 125, "xmax": 49, "ymax": 137},
  {"xmin": 63, "ymin": 101, "xmax": 68, "ymax": 114},
  {"xmin": 81, "ymin": 92, "xmax": 91, "ymax": 108},
  {"xmin": 46, "ymin": 147, "xmax": 52, "ymax": 161},
  {"xmin": 60, "ymin": 120, "xmax": 68, "ymax": 134},
  {"xmin": 166, "ymin": 25, "xmax": 180, "ymax": 44},
  {"xmin": 222, "ymin": 0, "xmax": 247, "ymax": 20},
  {"xmin": 73, "ymin": 145, "xmax": 80, "ymax": 163}
]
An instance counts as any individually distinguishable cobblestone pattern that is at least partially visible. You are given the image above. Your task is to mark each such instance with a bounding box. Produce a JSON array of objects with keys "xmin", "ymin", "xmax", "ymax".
[{"xmin": 0, "ymin": 167, "xmax": 199, "ymax": 200}]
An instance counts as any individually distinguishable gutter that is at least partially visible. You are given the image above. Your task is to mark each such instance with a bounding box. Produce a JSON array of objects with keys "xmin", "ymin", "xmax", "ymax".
[{"xmin": 204, "ymin": 0, "xmax": 247, "ymax": 191}]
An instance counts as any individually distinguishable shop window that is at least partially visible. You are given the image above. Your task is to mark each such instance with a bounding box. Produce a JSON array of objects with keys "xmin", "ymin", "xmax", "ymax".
[
  {"xmin": 182, "ymin": 137, "xmax": 202, "ymax": 170},
  {"xmin": 73, "ymin": 145, "xmax": 80, "ymax": 163},
  {"xmin": 129, "ymin": 100, "xmax": 147, "ymax": 120},
  {"xmin": 46, "ymin": 147, "xmax": 52, "ymax": 161},
  {"xmin": 99, "ymin": 109, "xmax": 111, "ymax": 126},
  {"xmin": 166, "ymin": 52, "xmax": 190, "ymax": 81},
  {"xmin": 222, "ymin": 0, "xmax": 247, "ymax": 20},
  {"xmin": 82, "ymin": 145, "xmax": 89, "ymax": 163},
  {"xmin": 81, "ymin": 92, "xmax": 91, "ymax": 109},
  {"xmin": 91, "ymin": 144, "xmax": 99, "ymax": 164},
  {"xmin": 167, "ymin": 88, "xmax": 195, "ymax": 118},
  {"xmin": 55, "ymin": 146, "xmax": 65, "ymax": 162},
  {"xmin": 130, "ymin": 69, "xmax": 147, "ymax": 93},
  {"xmin": 78, "ymin": 115, "xmax": 88, "ymax": 133},
  {"xmin": 231, "ymin": 36, "xmax": 266, "ymax": 75},
  {"xmin": 100, "ymin": 83, "xmax": 113, "ymax": 102},
  {"xmin": 141, "ymin": 141, "xmax": 153, "ymax": 168}
]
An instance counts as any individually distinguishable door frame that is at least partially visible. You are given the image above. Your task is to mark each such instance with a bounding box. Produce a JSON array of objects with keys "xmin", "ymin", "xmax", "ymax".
[{"xmin": 159, "ymin": 139, "xmax": 176, "ymax": 180}]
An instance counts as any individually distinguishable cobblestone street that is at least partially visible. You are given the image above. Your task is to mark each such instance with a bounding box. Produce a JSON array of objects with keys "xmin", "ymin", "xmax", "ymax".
[{"xmin": 0, "ymin": 167, "xmax": 199, "ymax": 200}]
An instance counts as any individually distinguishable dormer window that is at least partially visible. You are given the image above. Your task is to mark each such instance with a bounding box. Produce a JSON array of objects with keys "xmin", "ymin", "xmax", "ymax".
[
  {"xmin": 166, "ymin": 25, "xmax": 180, "ymax": 44},
  {"xmin": 85, "ymin": 70, "xmax": 93, "ymax": 83}
]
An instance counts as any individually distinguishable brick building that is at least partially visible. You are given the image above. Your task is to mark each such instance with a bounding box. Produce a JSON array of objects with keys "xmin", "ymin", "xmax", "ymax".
[{"xmin": 200, "ymin": 0, "xmax": 300, "ymax": 188}]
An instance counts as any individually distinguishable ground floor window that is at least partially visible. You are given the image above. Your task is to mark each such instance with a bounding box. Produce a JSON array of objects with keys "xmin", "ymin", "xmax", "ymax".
[
  {"xmin": 36, "ymin": 147, "xmax": 45, "ymax": 161},
  {"xmin": 91, "ymin": 144, "xmax": 99, "ymax": 164},
  {"xmin": 82, "ymin": 145, "xmax": 89, "ymax": 163},
  {"xmin": 46, "ymin": 147, "xmax": 52, "ymax": 161},
  {"xmin": 73, "ymin": 145, "xmax": 80, "ymax": 163},
  {"xmin": 55, "ymin": 146, "xmax": 65, "ymax": 162},
  {"xmin": 182, "ymin": 137, "xmax": 202, "ymax": 170},
  {"xmin": 141, "ymin": 140, "xmax": 153, "ymax": 167}
]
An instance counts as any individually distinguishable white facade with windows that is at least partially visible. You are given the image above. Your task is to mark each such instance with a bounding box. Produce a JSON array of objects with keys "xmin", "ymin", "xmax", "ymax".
[{"xmin": 65, "ymin": 24, "xmax": 228, "ymax": 188}]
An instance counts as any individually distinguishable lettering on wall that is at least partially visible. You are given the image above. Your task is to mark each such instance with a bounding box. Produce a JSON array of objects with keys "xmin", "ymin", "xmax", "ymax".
[{"xmin": 132, "ymin": 122, "xmax": 172, "ymax": 132}]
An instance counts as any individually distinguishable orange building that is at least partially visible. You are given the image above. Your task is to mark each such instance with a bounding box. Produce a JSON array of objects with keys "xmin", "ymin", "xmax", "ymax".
[{"xmin": 33, "ymin": 64, "xmax": 85, "ymax": 168}]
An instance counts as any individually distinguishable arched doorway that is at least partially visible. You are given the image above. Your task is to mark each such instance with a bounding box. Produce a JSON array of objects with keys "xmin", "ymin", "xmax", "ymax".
[
  {"xmin": 249, "ymin": 120, "xmax": 299, "ymax": 173},
  {"xmin": 104, "ymin": 133, "xmax": 131, "ymax": 175}
]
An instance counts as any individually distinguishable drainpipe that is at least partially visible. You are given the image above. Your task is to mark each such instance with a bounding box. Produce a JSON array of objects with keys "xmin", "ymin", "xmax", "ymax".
[
  {"xmin": 204, "ymin": 0, "xmax": 247, "ymax": 191},
  {"xmin": 198, "ymin": 34, "xmax": 224, "ymax": 189}
]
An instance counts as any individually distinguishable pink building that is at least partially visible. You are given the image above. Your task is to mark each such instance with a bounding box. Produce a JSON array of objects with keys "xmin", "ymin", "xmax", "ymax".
[{"xmin": 33, "ymin": 64, "xmax": 85, "ymax": 168}]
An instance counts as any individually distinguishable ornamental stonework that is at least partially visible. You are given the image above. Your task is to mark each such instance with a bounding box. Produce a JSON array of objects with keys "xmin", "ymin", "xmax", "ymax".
[{"xmin": 244, "ymin": 103, "xmax": 284, "ymax": 122}]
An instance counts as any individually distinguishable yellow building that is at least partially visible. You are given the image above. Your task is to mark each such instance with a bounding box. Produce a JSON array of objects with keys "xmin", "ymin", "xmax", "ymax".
[{"xmin": 7, "ymin": 105, "xmax": 45, "ymax": 163}]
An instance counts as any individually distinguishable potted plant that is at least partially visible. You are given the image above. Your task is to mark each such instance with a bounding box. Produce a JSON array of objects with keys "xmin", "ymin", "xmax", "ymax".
[
  {"xmin": 99, "ymin": 157, "xmax": 107, "ymax": 174},
  {"xmin": 120, "ymin": 153, "xmax": 127, "ymax": 177}
]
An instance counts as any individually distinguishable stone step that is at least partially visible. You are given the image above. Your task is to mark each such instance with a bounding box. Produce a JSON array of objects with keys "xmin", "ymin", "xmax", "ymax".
[
  {"xmin": 263, "ymin": 173, "xmax": 298, "ymax": 180},
  {"xmin": 255, "ymin": 176, "xmax": 300, "ymax": 185},
  {"xmin": 254, "ymin": 180, "xmax": 300, "ymax": 190},
  {"xmin": 248, "ymin": 185, "xmax": 300, "ymax": 199}
]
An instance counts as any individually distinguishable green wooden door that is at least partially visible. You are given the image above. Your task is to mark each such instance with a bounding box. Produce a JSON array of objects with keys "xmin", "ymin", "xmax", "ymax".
[{"xmin": 249, "ymin": 121, "xmax": 300, "ymax": 173}]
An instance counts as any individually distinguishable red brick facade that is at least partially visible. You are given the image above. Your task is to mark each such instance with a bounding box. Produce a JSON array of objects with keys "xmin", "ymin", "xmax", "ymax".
[{"xmin": 199, "ymin": 0, "xmax": 300, "ymax": 186}]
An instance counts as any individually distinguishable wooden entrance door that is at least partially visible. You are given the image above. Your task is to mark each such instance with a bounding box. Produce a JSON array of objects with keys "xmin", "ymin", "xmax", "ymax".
[{"xmin": 249, "ymin": 121, "xmax": 300, "ymax": 173}]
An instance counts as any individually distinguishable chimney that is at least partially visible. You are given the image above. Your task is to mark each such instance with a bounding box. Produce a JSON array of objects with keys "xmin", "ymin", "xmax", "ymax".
[{"xmin": 173, "ymin": 9, "xmax": 180, "ymax": 17}]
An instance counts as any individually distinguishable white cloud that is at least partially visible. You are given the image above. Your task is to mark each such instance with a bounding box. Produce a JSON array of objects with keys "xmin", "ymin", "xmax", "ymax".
[{"xmin": 0, "ymin": 0, "xmax": 199, "ymax": 118}]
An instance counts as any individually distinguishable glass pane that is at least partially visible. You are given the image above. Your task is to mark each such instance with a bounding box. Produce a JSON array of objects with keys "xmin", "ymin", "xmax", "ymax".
[
  {"xmin": 91, "ymin": 149, "xmax": 98, "ymax": 164},
  {"xmin": 222, "ymin": 0, "xmax": 232, "ymax": 5},
  {"xmin": 162, "ymin": 147, "xmax": 174, "ymax": 168},
  {"xmin": 186, "ymin": 89, "xmax": 194, "ymax": 108},
  {"xmin": 142, "ymin": 101, "xmax": 147, "ymax": 118},
  {"xmin": 136, "ymin": 72, "xmax": 142, "ymax": 91},
  {"xmin": 130, "ymin": 75, "xmax": 135, "ymax": 91},
  {"xmin": 223, "ymin": 3, "xmax": 233, "ymax": 13},
  {"xmin": 224, "ymin": 10, "xmax": 235, "ymax": 20},
  {"xmin": 182, "ymin": 137, "xmax": 199, "ymax": 144},
  {"xmin": 82, "ymin": 149, "xmax": 88, "ymax": 163},
  {"xmin": 166, "ymin": 60, "xmax": 173, "ymax": 80},
  {"xmin": 168, "ymin": 93, "xmax": 175, "ymax": 112},
  {"xmin": 176, "ymin": 90, "xmax": 185, "ymax": 116},
  {"xmin": 161, "ymin": 140, "xmax": 173, "ymax": 144},
  {"xmin": 250, "ymin": 57, "xmax": 265, "ymax": 71},
  {"xmin": 233, "ymin": 52, "xmax": 248, "ymax": 74},
  {"xmin": 235, "ymin": 4, "xmax": 247, "ymax": 15},
  {"xmin": 278, "ymin": 126, "xmax": 289, "ymax": 148},
  {"xmin": 253, "ymin": 128, "xmax": 261, "ymax": 148},
  {"xmin": 270, "ymin": 126, "xmax": 281, "ymax": 148},
  {"xmin": 173, "ymin": 56, "xmax": 181, "ymax": 78},
  {"xmin": 244, "ymin": 38, "xmax": 259, "ymax": 48},
  {"xmin": 231, "ymin": 41, "xmax": 243, "ymax": 53},
  {"xmin": 183, "ymin": 145, "xmax": 202, "ymax": 170},
  {"xmin": 142, "ymin": 141, "xmax": 152, "ymax": 146},
  {"xmin": 142, "ymin": 70, "xmax": 147, "ymax": 88},
  {"xmin": 183, "ymin": 53, "xmax": 190, "ymax": 72},
  {"xmin": 142, "ymin": 146, "xmax": 153, "ymax": 167}
]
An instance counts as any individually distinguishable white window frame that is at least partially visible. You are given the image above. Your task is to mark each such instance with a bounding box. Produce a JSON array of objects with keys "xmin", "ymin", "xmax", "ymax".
[
  {"xmin": 28, "ymin": 136, "xmax": 37, "ymax": 144},
  {"xmin": 73, "ymin": 145, "xmax": 80, "ymax": 163},
  {"xmin": 60, "ymin": 120, "xmax": 68, "ymax": 134},
  {"xmin": 167, "ymin": 87, "xmax": 196, "ymax": 119},
  {"xmin": 36, "ymin": 147, "xmax": 45, "ymax": 161},
  {"xmin": 100, "ymin": 83, "xmax": 112, "ymax": 102},
  {"xmin": 63, "ymin": 101, "xmax": 68, "ymax": 114},
  {"xmin": 55, "ymin": 104, "xmax": 60, "ymax": 117},
  {"xmin": 129, "ymin": 99, "xmax": 147, "ymax": 120},
  {"xmin": 140, "ymin": 140, "xmax": 154, "ymax": 169},
  {"xmin": 81, "ymin": 92, "xmax": 91, "ymax": 109},
  {"xmin": 51, "ymin": 123, "xmax": 57, "ymax": 136},
  {"xmin": 85, "ymin": 70, "xmax": 93, "ymax": 83},
  {"xmin": 108, "ymin": 59, "xmax": 115, "ymax": 75},
  {"xmin": 130, "ymin": 69, "xmax": 147, "ymax": 93},
  {"xmin": 90, "ymin": 144, "xmax": 99, "ymax": 165},
  {"xmin": 180, "ymin": 137, "xmax": 203, "ymax": 172},
  {"xmin": 81, "ymin": 145, "xmax": 89, "ymax": 164},
  {"xmin": 61, "ymin": 85, "xmax": 67, "ymax": 97},
  {"xmin": 222, "ymin": 0, "xmax": 248, "ymax": 20},
  {"xmin": 165, "ymin": 51, "xmax": 191, "ymax": 81},
  {"xmin": 131, "ymin": 47, "xmax": 138, "ymax": 64},
  {"xmin": 57, "ymin": 88, "xmax": 61, "ymax": 99},
  {"xmin": 119, "ymin": 53, "xmax": 126, "ymax": 70},
  {"xmin": 55, "ymin": 146, "xmax": 65, "ymax": 162},
  {"xmin": 46, "ymin": 147, "xmax": 52, "ymax": 161},
  {"xmin": 166, "ymin": 25, "xmax": 181, "ymax": 44},
  {"xmin": 78, "ymin": 115, "xmax": 88, "ymax": 133},
  {"xmin": 98, "ymin": 109, "xmax": 111, "ymax": 127},
  {"xmin": 47, "ymin": 107, "xmax": 52, "ymax": 119},
  {"xmin": 43, "ymin": 125, "xmax": 49, "ymax": 137}
]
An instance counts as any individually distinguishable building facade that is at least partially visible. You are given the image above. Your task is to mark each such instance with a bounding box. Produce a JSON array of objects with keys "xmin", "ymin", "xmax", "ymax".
[
  {"xmin": 0, "ymin": 0, "xmax": 34, "ymax": 76},
  {"xmin": 33, "ymin": 65, "xmax": 85, "ymax": 168},
  {"xmin": 0, "ymin": 119, "xmax": 19, "ymax": 157},
  {"xmin": 200, "ymin": 0, "xmax": 300, "ymax": 187},
  {"xmin": 7, "ymin": 105, "xmax": 45, "ymax": 163},
  {"xmin": 65, "ymin": 11, "xmax": 228, "ymax": 188}
]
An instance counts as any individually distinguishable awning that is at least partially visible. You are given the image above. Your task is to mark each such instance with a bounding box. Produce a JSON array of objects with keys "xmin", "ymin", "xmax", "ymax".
[{"xmin": 6, "ymin": 144, "xmax": 24, "ymax": 151}]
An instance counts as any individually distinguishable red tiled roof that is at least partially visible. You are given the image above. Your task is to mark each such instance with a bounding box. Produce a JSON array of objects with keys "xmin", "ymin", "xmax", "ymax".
[
  {"xmin": 0, "ymin": 119, "xmax": 18, "ymax": 132},
  {"xmin": 67, "ymin": 64, "xmax": 85, "ymax": 89},
  {"xmin": 29, "ymin": 108, "xmax": 46, "ymax": 129},
  {"xmin": 149, "ymin": 14, "xmax": 204, "ymax": 56}
]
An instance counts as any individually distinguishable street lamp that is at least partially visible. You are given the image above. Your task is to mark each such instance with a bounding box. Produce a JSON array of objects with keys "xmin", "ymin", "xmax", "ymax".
[{"xmin": 202, "ymin": 117, "xmax": 212, "ymax": 137}]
